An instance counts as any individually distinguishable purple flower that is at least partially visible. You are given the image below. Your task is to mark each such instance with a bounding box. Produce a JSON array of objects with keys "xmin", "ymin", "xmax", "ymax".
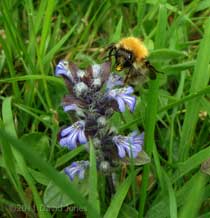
[
  {"xmin": 106, "ymin": 74, "xmax": 123, "ymax": 90},
  {"xmin": 59, "ymin": 120, "xmax": 87, "ymax": 149},
  {"xmin": 107, "ymin": 86, "xmax": 136, "ymax": 112},
  {"xmin": 55, "ymin": 60, "xmax": 74, "ymax": 81},
  {"xmin": 64, "ymin": 161, "xmax": 89, "ymax": 181},
  {"xmin": 113, "ymin": 131, "xmax": 144, "ymax": 158},
  {"xmin": 63, "ymin": 103, "xmax": 85, "ymax": 117},
  {"xmin": 63, "ymin": 104, "xmax": 78, "ymax": 112}
]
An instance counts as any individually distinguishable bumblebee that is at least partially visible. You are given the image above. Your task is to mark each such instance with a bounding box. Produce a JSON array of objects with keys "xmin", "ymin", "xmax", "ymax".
[{"xmin": 107, "ymin": 37, "xmax": 160, "ymax": 85}]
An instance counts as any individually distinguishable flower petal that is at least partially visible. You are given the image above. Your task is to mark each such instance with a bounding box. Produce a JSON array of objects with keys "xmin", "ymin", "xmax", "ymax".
[
  {"xmin": 116, "ymin": 144, "xmax": 126, "ymax": 158},
  {"xmin": 113, "ymin": 132, "xmax": 144, "ymax": 158},
  {"xmin": 106, "ymin": 74, "xmax": 123, "ymax": 90},
  {"xmin": 78, "ymin": 130, "xmax": 87, "ymax": 144},
  {"xmin": 59, "ymin": 137, "xmax": 69, "ymax": 147},
  {"xmin": 64, "ymin": 161, "xmax": 89, "ymax": 181},
  {"xmin": 60, "ymin": 126, "xmax": 74, "ymax": 137},
  {"xmin": 55, "ymin": 61, "xmax": 73, "ymax": 80},
  {"xmin": 125, "ymin": 86, "xmax": 134, "ymax": 95},
  {"xmin": 66, "ymin": 129, "xmax": 78, "ymax": 149},
  {"xmin": 107, "ymin": 87, "xmax": 136, "ymax": 112},
  {"xmin": 116, "ymin": 96, "xmax": 126, "ymax": 112},
  {"xmin": 122, "ymin": 95, "xmax": 136, "ymax": 112},
  {"xmin": 63, "ymin": 104, "xmax": 78, "ymax": 112},
  {"xmin": 78, "ymin": 169, "xmax": 85, "ymax": 180}
]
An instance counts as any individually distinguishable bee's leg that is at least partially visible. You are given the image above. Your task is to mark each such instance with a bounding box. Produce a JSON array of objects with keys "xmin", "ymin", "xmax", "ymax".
[
  {"xmin": 145, "ymin": 60, "xmax": 157, "ymax": 80},
  {"xmin": 145, "ymin": 60, "xmax": 164, "ymax": 79},
  {"xmin": 149, "ymin": 71, "xmax": 157, "ymax": 80},
  {"xmin": 124, "ymin": 67, "xmax": 132, "ymax": 84},
  {"xmin": 106, "ymin": 44, "xmax": 116, "ymax": 62},
  {"xmin": 108, "ymin": 49, "xmax": 113, "ymax": 62}
]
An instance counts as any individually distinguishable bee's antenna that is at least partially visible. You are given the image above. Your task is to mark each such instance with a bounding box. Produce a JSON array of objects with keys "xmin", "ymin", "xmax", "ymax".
[
  {"xmin": 105, "ymin": 44, "xmax": 116, "ymax": 62},
  {"xmin": 105, "ymin": 43, "xmax": 115, "ymax": 51},
  {"xmin": 102, "ymin": 54, "xmax": 115, "ymax": 60}
]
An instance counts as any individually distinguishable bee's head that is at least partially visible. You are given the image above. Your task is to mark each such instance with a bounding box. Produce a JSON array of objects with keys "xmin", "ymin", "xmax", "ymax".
[
  {"xmin": 107, "ymin": 44, "xmax": 135, "ymax": 71},
  {"xmin": 114, "ymin": 48, "xmax": 134, "ymax": 71}
]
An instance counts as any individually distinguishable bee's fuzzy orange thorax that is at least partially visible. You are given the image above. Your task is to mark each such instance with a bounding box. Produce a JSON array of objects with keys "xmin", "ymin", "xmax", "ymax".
[{"xmin": 118, "ymin": 37, "xmax": 149, "ymax": 61}]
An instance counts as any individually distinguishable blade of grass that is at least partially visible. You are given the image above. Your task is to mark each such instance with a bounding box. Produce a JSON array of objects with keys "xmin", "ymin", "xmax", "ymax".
[
  {"xmin": 88, "ymin": 138, "xmax": 100, "ymax": 217},
  {"xmin": 109, "ymin": 16, "xmax": 123, "ymax": 43},
  {"xmin": 0, "ymin": 75, "xmax": 63, "ymax": 84},
  {"xmin": 139, "ymin": 1, "xmax": 166, "ymax": 216},
  {"xmin": 162, "ymin": 170, "xmax": 177, "ymax": 218},
  {"xmin": 145, "ymin": 172, "xmax": 207, "ymax": 218},
  {"xmin": 13, "ymin": 103, "xmax": 52, "ymax": 128},
  {"xmin": 43, "ymin": 24, "xmax": 78, "ymax": 65},
  {"xmin": 179, "ymin": 173, "xmax": 206, "ymax": 218},
  {"xmin": 37, "ymin": 0, "xmax": 56, "ymax": 108},
  {"xmin": 25, "ymin": 0, "xmax": 36, "ymax": 61},
  {"xmin": 155, "ymin": 3, "xmax": 167, "ymax": 49},
  {"xmin": 168, "ymin": 72, "xmax": 186, "ymax": 163},
  {"xmin": 159, "ymin": 86, "xmax": 210, "ymax": 113},
  {"xmin": 172, "ymin": 145, "xmax": 210, "ymax": 182},
  {"xmin": 138, "ymin": 79, "xmax": 159, "ymax": 218},
  {"xmin": 0, "ymin": 36, "xmax": 21, "ymax": 99},
  {"xmin": 1, "ymin": 1, "xmax": 34, "ymax": 73},
  {"xmin": 39, "ymin": 0, "xmax": 55, "ymax": 57},
  {"xmin": 179, "ymin": 18, "xmax": 210, "ymax": 160},
  {"xmin": 55, "ymin": 146, "xmax": 85, "ymax": 168},
  {"xmin": 2, "ymin": 97, "xmax": 50, "ymax": 218},
  {"xmin": 153, "ymin": 143, "xmax": 164, "ymax": 188},
  {"xmin": 137, "ymin": 0, "xmax": 146, "ymax": 27},
  {"xmin": 1, "ymin": 99, "xmax": 28, "ymax": 208},
  {"xmin": 103, "ymin": 174, "xmax": 132, "ymax": 218}
]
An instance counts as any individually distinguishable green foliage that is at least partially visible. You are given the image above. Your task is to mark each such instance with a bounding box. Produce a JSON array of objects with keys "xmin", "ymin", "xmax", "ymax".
[
  {"xmin": 1, "ymin": 0, "xmax": 210, "ymax": 217},
  {"xmin": 43, "ymin": 172, "xmax": 89, "ymax": 208}
]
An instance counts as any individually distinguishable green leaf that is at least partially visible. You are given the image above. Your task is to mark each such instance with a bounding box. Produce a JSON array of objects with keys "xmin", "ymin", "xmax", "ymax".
[
  {"xmin": 29, "ymin": 168, "xmax": 50, "ymax": 186},
  {"xmin": 21, "ymin": 133, "xmax": 49, "ymax": 162},
  {"xmin": 104, "ymin": 174, "xmax": 131, "ymax": 218},
  {"xmin": 109, "ymin": 16, "xmax": 123, "ymax": 43},
  {"xmin": 196, "ymin": 0, "xmax": 210, "ymax": 12},
  {"xmin": 162, "ymin": 170, "xmax": 177, "ymax": 218},
  {"xmin": 121, "ymin": 151, "xmax": 150, "ymax": 166},
  {"xmin": 2, "ymin": 97, "xmax": 17, "ymax": 137},
  {"xmin": 43, "ymin": 172, "xmax": 89, "ymax": 208},
  {"xmin": 150, "ymin": 49, "xmax": 187, "ymax": 60},
  {"xmin": 118, "ymin": 203, "xmax": 138, "ymax": 218},
  {"xmin": 173, "ymin": 146, "xmax": 210, "ymax": 182},
  {"xmin": 139, "ymin": 79, "xmax": 159, "ymax": 217},
  {"xmin": 55, "ymin": 146, "xmax": 85, "ymax": 168}
]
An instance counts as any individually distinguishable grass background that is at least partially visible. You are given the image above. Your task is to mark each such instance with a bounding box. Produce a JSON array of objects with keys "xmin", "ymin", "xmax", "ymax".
[{"xmin": 0, "ymin": 0, "xmax": 210, "ymax": 217}]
